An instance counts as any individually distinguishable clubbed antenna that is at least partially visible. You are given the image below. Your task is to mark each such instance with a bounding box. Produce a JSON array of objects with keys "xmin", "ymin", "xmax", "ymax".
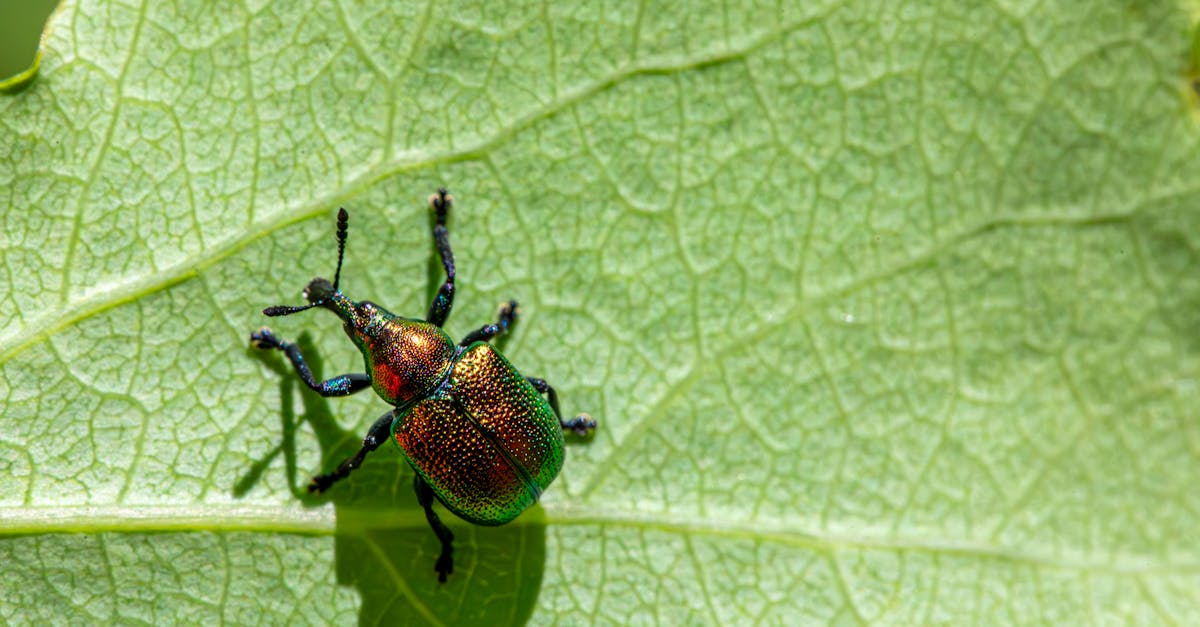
[
  {"xmin": 333, "ymin": 208, "xmax": 349, "ymax": 290},
  {"xmin": 263, "ymin": 304, "xmax": 316, "ymax": 316},
  {"xmin": 260, "ymin": 209, "xmax": 349, "ymax": 317}
]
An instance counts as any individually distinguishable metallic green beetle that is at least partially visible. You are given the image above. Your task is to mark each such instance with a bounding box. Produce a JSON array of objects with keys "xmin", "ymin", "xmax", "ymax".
[{"xmin": 250, "ymin": 189, "xmax": 596, "ymax": 581}]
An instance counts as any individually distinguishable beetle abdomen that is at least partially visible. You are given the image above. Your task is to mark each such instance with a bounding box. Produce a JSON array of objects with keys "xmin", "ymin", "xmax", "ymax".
[
  {"xmin": 393, "ymin": 397, "xmax": 537, "ymax": 525},
  {"xmin": 390, "ymin": 343, "xmax": 566, "ymax": 525},
  {"xmin": 451, "ymin": 343, "xmax": 565, "ymax": 495}
]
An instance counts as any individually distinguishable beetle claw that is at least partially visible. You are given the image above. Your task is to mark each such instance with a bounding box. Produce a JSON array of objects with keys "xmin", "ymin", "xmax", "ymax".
[
  {"xmin": 428, "ymin": 189, "xmax": 453, "ymax": 212},
  {"xmin": 435, "ymin": 548, "xmax": 453, "ymax": 582},
  {"xmin": 307, "ymin": 474, "xmax": 333, "ymax": 494},
  {"xmin": 565, "ymin": 413, "xmax": 596, "ymax": 437},
  {"xmin": 498, "ymin": 300, "xmax": 520, "ymax": 319},
  {"xmin": 250, "ymin": 327, "xmax": 280, "ymax": 350}
]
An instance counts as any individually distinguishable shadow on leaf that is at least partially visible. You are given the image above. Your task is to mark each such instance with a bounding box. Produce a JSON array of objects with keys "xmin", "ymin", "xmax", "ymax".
[{"xmin": 240, "ymin": 333, "xmax": 545, "ymax": 626}]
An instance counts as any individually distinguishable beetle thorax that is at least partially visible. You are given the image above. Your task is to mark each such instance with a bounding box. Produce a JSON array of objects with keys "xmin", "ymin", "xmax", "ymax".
[
  {"xmin": 356, "ymin": 316, "xmax": 456, "ymax": 406},
  {"xmin": 312, "ymin": 291, "xmax": 456, "ymax": 406}
]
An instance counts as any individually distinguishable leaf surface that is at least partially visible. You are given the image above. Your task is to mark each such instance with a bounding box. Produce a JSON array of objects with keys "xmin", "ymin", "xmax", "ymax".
[{"xmin": 3, "ymin": 0, "xmax": 1200, "ymax": 623}]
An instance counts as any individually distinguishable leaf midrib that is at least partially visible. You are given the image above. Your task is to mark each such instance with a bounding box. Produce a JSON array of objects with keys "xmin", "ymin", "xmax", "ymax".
[{"xmin": 1, "ymin": 502, "xmax": 1194, "ymax": 576}]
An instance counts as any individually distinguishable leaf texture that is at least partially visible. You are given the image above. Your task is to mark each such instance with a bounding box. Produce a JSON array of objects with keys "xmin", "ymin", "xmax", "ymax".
[{"xmin": 2, "ymin": 0, "xmax": 1200, "ymax": 623}]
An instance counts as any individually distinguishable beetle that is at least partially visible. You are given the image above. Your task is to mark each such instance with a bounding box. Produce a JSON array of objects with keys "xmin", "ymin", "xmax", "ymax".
[{"xmin": 249, "ymin": 189, "xmax": 596, "ymax": 581}]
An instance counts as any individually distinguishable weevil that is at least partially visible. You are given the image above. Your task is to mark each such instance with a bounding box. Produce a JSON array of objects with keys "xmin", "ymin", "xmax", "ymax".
[{"xmin": 250, "ymin": 189, "xmax": 596, "ymax": 581}]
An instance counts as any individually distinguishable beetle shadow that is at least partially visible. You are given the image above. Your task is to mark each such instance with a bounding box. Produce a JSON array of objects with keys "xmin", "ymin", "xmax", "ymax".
[{"xmin": 239, "ymin": 333, "xmax": 546, "ymax": 626}]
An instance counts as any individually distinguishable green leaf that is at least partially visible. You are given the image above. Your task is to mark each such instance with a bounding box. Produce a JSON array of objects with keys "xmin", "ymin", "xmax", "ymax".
[{"xmin": 3, "ymin": 0, "xmax": 1200, "ymax": 623}]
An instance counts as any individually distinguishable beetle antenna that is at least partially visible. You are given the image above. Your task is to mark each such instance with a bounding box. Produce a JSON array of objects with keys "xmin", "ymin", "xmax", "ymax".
[
  {"xmin": 263, "ymin": 304, "xmax": 317, "ymax": 316},
  {"xmin": 259, "ymin": 210, "xmax": 346, "ymax": 318},
  {"xmin": 333, "ymin": 208, "xmax": 349, "ymax": 290}
]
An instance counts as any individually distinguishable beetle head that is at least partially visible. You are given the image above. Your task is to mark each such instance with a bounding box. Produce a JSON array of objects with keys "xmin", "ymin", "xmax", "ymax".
[{"xmin": 303, "ymin": 277, "xmax": 336, "ymax": 303}]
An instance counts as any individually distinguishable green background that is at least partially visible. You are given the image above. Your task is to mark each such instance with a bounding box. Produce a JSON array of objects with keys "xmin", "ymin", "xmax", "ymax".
[
  {"xmin": 0, "ymin": 0, "xmax": 59, "ymax": 82},
  {"xmin": 2, "ymin": 0, "xmax": 1200, "ymax": 624}
]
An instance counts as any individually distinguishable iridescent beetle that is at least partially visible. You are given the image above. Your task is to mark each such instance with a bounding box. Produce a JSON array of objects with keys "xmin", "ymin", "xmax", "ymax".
[{"xmin": 250, "ymin": 189, "xmax": 596, "ymax": 581}]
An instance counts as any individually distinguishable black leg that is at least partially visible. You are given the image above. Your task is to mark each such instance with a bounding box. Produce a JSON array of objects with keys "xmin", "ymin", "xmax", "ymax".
[
  {"xmin": 308, "ymin": 410, "xmax": 395, "ymax": 493},
  {"xmin": 415, "ymin": 475, "xmax": 455, "ymax": 582},
  {"xmin": 526, "ymin": 377, "xmax": 597, "ymax": 436},
  {"xmin": 459, "ymin": 300, "xmax": 519, "ymax": 347},
  {"xmin": 251, "ymin": 328, "xmax": 372, "ymax": 396},
  {"xmin": 426, "ymin": 189, "xmax": 456, "ymax": 326}
]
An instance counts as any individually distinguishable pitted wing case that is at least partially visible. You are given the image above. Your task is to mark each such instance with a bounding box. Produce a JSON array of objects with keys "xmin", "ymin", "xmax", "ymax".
[
  {"xmin": 392, "ymin": 397, "xmax": 536, "ymax": 525},
  {"xmin": 391, "ymin": 343, "xmax": 565, "ymax": 525},
  {"xmin": 451, "ymin": 342, "xmax": 565, "ymax": 493},
  {"xmin": 391, "ymin": 341, "xmax": 564, "ymax": 521}
]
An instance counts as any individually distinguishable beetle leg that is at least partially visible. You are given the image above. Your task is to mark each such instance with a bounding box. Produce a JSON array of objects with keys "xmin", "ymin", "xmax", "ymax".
[
  {"xmin": 458, "ymin": 300, "xmax": 519, "ymax": 346},
  {"xmin": 251, "ymin": 328, "xmax": 372, "ymax": 396},
  {"xmin": 426, "ymin": 189, "xmax": 456, "ymax": 327},
  {"xmin": 308, "ymin": 410, "xmax": 395, "ymax": 493},
  {"xmin": 414, "ymin": 475, "xmax": 455, "ymax": 582},
  {"xmin": 526, "ymin": 377, "xmax": 597, "ymax": 436}
]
